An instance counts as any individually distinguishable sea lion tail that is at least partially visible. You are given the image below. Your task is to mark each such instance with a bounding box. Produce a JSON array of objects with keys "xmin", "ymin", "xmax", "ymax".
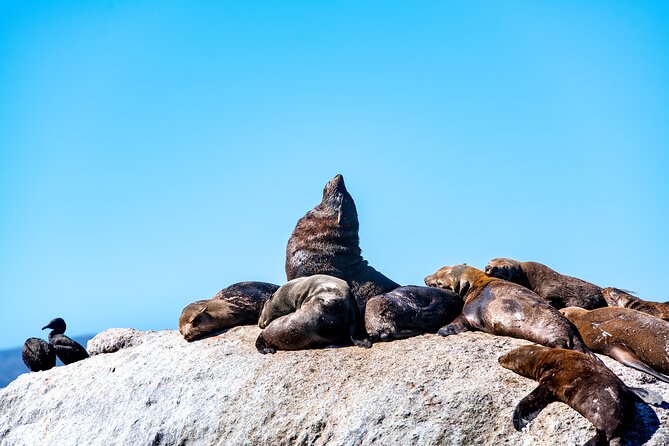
[{"xmin": 628, "ymin": 386, "xmax": 663, "ymax": 406}]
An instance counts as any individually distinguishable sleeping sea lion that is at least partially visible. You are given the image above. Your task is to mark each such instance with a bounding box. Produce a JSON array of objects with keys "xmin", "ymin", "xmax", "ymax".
[
  {"xmin": 255, "ymin": 275, "xmax": 361, "ymax": 354},
  {"xmin": 424, "ymin": 264, "xmax": 590, "ymax": 353},
  {"xmin": 179, "ymin": 281, "xmax": 279, "ymax": 341},
  {"xmin": 499, "ymin": 344, "xmax": 662, "ymax": 446},
  {"xmin": 484, "ymin": 258, "xmax": 606, "ymax": 309},
  {"xmin": 364, "ymin": 286, "xmax": 463, "ymax": 342},
  {"xmin": 602, "ymin": 287, "xmax": 669, "ymax": 321},
  {"xmin": 285, "ymin": 174, "xmax": 400, "ymax": 312},
  {"xmin": 560, "ymin": 306, "xmax": 669, "ymax": 383}
]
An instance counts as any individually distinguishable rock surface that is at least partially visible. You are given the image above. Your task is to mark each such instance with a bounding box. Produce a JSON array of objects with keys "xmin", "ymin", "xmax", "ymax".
[{"xmin": 1, "ymin": 327, "xmax": 668, "ymax": 446}]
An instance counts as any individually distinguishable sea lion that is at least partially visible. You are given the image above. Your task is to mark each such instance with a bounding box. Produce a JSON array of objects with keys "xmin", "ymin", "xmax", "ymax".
[
  {"xmin": 255, "ymin": 275, "xmax": 361, "ymax": 354},
  {"xmin": 179, "ymin": 281, "xmax": 280, "ymax": 341},
  {"xmin": 21, "ymin": 338, "xmax": 56, "ymax": 372},
  {"xmin": 484, "ymin": 258, "xmax": 606, "ymax": 309},
  {"xmin": 602, "ymin": 287, "xmax": 669, "ymax": 321},
  {"xmin": 499, "ymin": 344, "xmax": 662, "ymax": 446},
  {"xmin": 285, "ymin": 174, "xmax": 400, "ymax": 312},
  {"xmin": 560, "ymin": 306, "xmax": 669, "ymax": 383},
  {"xmin": 42, "ymin": 318, "xmax": 89, "ymax": 365},
  {"xmin": 424, "ymin": 264, "xmax": 590, "ymax": 353},
  {"xmin": 364, "ymin": 286, "xmax": 464, "ymax": 342}
]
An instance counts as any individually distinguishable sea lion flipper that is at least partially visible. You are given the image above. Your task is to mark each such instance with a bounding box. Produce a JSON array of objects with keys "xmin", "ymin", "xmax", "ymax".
[
  {"xmin": 627, "ymin": 386, "xmax": 663, "ymax": 406},
  {"xmin": 513, "ymin": 385, "xmax": 556, "ymax": 431},
  {"xmin": 608, "ymin": 345, "xmax": 669, "ymax": 384},
  {"xmin": 437, "ymin": 315, "xmax": 470, "ymax": 337},
  {"xmin": 351, "ymin": 336, "xmax": 372, "ymax": 348},
  {"xmin": 255, "ymin": 332, "xmax": 276, "ymax": 355}
]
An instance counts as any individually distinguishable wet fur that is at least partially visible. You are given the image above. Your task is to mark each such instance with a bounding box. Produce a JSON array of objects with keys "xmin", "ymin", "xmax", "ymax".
[
  {"xmin": 499, "ymin": 345, "xmax": 661, "ymax": 445},
  {"xmin": 425, "ymin": 264, "xmax": 590, "ymax": 353},
  {"xmin": 561, "ymin": 306, "xmax": 669, "ymax": 383},
  {"xmin": 602, "ymin": 287, "xmax": 669, "ymax": 321},
  {"xmin": 179, "ymin": 281, "xmax": 279, "ymax": 341},
  {"xmin": 364, "ymin": 286, "xmax": 464, "ymax": 342},
  {"xmin": 256, "ymin": 275, "xmax": 360, "ymax": 353},
  {"xmin": 484, "ymin": 258, "xmax": 606, "ymax": 310},
  {"xmin": 285, "ymin": 175, "xmax": 400, "ymax": 312}
]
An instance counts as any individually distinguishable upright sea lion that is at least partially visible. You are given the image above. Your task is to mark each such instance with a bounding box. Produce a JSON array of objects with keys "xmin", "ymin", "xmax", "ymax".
[
  {"xmin": 179, "ymin": 281, "xmax": 280, "ymax": 341},
  {"xmin": 499, "ymin": 345, "xmax": 661, "ymax": 446},
  {"xmin": 602, "ymin": 287, "xmax": 669, "ymax": 321},
  {"xmin": 424, "ymin": 264, "xmax": 590, "ymax": 353},
  {"xmin": 42, "ymin": 318, "xmax": 89, "ymax": 365},
  {"xmin": 560, "ymin": 306, "xmax": 669, "ymax": 383},
  {"xmin": 22, "ymin": 338, "xmax": 56, "ymax": 372},
  {"xmin": 285, "ymin": 174, "xmax": 400, "ymax": 312},
  {"xmin": 364, "ymin": 286, "xmax": 463, "ymax": 342},
  {"xmin": 484, "ymin": 258, "xmax": 606, "ymax": 309},
  {"xmin": 255, "ymin": 275, "xmax": 361, "ymax": 354}
]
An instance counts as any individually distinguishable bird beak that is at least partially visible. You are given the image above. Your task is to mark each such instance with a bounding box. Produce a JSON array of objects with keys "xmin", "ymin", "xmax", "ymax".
[{"xmin": 42, "ymin": 325, "xmax": 50, "ymax": 330}]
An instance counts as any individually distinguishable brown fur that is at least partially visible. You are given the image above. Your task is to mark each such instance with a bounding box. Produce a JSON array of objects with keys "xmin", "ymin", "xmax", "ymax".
[
  {"xmin": 561, "ymin": 306, "xmax": 669, "ymax": 383},
  {"xmin": 255, "ymin": 275, "xmax": 360, "ymax": 354},
  {"xmin": 602, "ymin": 287, "xmax": 669, "ymax": 321},
  {"xmin": 179, "ymin": 281, "xmax": 279, "ymax": 341},
  {"xmin": 484, "ymin": 258, "xmax": 606, "ymax": 309},
  {"xmin": 424, "ymin": 264, "xmax": 590, "ymax": 353},
  {"xmin": 499, "ymin": 345, "xmax": 659, "ymax": 446},
  {"xmin": 285, "ymin": 175, "xmax": 399, "ymax": 312}
]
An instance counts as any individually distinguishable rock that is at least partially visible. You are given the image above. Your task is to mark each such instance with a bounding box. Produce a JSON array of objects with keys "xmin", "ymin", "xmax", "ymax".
[{"xmin": 1, "ymin": 327, "xmax": 668, "ymax": 445}]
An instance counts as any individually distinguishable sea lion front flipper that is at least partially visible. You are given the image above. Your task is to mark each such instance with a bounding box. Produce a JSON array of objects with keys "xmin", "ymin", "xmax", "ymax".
[
  {"xmin": 255, "ymin": 332, "xmax": 276, "ymax": 354},
  {"xmin": 608, "ymin": 345, "xmax": 669, "ymax": 384},
  {"xmin": 513, "ymin": 384, "xmax": 557, "ymax": 431},
  {"xmin": 437, "ymin": 315, "xmax": 471, "ymax": 337}
]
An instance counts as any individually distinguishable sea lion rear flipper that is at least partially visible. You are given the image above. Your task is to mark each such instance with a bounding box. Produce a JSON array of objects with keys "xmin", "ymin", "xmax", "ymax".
[
  {"xmin": 627, "ymin": 386, "xmax": 663, "ymax": 406},
  {"xmin": 608, "ymin": 345, "xmax": 669, "ymax": 385},
  {"xmin": 513, "ymin": 385, "xmax": 557, "ymax": 431},
  {"xmin": 437, "ymin": 315, "xmax": 471, "ymax": 337}
]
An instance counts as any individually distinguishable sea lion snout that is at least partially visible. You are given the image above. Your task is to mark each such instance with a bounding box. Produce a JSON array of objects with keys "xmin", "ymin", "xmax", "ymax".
[{"xmin": 424, "ymin": 274, "xmax": 440, "ymax": 287}]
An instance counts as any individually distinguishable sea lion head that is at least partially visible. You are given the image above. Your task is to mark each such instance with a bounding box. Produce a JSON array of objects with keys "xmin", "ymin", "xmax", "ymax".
[
  {"xmin": 424, "ymin": 264, "xmax": 479, "ymax": 297},
  {"xmin": 484, "ymin": 258, "xmax": 524, "ymax": 282},
  {"xmin": 179, "ymin": 300, "xmax": 219, "ymax": 342},
  {"xmin": 559, "ymin": 306, "xmax": 589, "ymax": 322},
  {"xmin": 498, "ymin": 344, "xmax": 547, "ymax": 379},
  {"xmin": 602, "ymin": 287, "xmax": 635, "ymax": 307},
  {"xmin": 320, "ymin": 174, "xmax": 358, "ymax": 228}
]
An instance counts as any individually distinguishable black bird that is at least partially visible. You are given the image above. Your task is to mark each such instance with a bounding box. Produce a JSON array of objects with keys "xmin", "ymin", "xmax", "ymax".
[
  {"xmin": 42, "ymin": 317, "xmax": 89, "ymax": 365},
  {"xmin": 22, "ymin": 337, "xmax": 56, "ymax": 372}
]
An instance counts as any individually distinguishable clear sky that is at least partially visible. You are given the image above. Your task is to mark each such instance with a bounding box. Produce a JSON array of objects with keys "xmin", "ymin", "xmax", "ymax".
[{"xmin": 1, "ymin": 1, "xmax": 668, "ymax": 349}]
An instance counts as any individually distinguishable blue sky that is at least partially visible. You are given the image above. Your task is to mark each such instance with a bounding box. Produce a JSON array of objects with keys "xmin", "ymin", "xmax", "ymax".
[{"xmin": 1, "ymin": 1, "xmax": 668, "ymax": 349}]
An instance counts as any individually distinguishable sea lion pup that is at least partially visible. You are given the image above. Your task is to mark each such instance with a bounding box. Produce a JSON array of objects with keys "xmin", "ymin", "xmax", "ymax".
[
  {"xmin": 602, "ymin": 287, "xmax": 669, "ymax": 321},
  {"xmin": 484, "ymin": 258, "xmax": 606, "ymax": 310},
  {"xmin": 364, "ymin": 286, "xmax": 464, "ymax": 342},
  {"xmin": 424, "ymin": 264, "xmax": 590, "ymax": 353},
  {"xmin": 560, "ymin": 306, "xmax": 669, "ymax": 383},
  {"xmin": 22, "ymin": 338, "xmax": 56, "ymax": 372},
  {"xmin": 255, "ymin": 275, "xmax": 360, "ymax": 354},
  {"xmin": 499, "ymin": 345, "xmax": 662, "ymax": 446},
  {"xmin": 285, "ymin": 174, "xmax": 400, "ymax": 312},
  {"xmin": 179, "ymin": 281, "xmax": 280, "ymax": 341},
  {"xmin": 42, "ymin": 318, "xmax": 89, "ymax": 365}
]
